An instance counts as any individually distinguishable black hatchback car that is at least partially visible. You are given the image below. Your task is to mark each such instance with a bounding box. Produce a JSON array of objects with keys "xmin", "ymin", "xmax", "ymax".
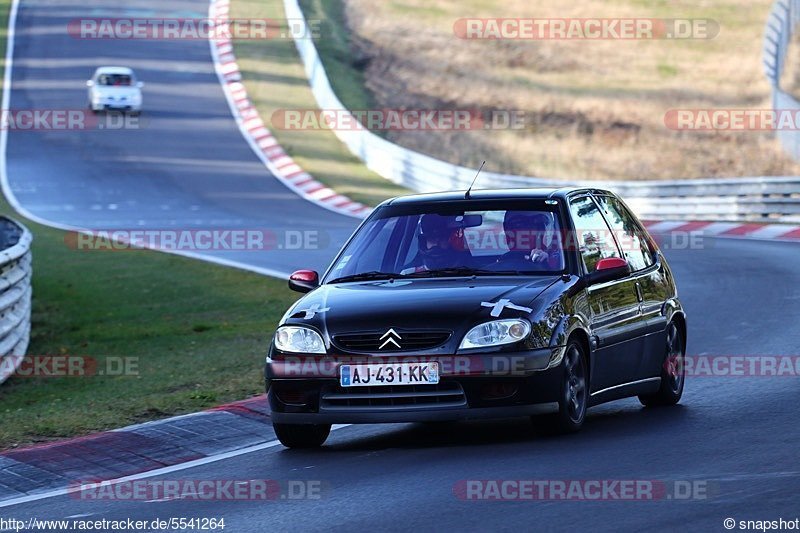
[{"xmin": 266, "ymin": 188, "xmax": 686, "ymax": 448}]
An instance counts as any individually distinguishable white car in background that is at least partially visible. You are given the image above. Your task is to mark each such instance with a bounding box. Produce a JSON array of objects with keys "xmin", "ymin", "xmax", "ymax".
[{"xmin": 86, "ymin": 67, "xmax": 143, "ymax": 113}]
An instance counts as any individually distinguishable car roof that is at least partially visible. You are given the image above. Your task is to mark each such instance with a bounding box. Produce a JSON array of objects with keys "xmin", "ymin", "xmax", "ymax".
[
  {"xmin": 94, "ymin": 66, "xmax": 135, "ymax": 75},
  {"xmin": 379, "ymin": 187, "xmax": 616, "ymax": 206}
]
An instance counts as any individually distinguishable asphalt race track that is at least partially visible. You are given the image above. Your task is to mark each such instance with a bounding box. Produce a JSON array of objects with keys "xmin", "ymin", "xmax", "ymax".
[
  {"xmin": 4, "ymin": 0, "xmax": 358, "ymax": 276},
  {"xmin": 3, "ymin": 0, "xmax": 800, "ymax": 531},
  {"xmin": 6, "ymin": 237, "xmax": 800, "ymax": 531}
]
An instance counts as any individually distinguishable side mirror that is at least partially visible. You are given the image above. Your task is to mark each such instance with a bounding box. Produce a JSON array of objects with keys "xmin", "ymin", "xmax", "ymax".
[
  {"xmin": 86, "ymin": 80, "xmax": 94, "ymax": 87},
  {"xmin": 585, "ymin": 257, "xmax": 631, "ymax": 286},
  {"xmin": 288, "ymin": 270, "xmax": 319, "ymax": 293},
  {"xmin": 136, "ymin": 81, "xmax": 144, "ymax": 89}
]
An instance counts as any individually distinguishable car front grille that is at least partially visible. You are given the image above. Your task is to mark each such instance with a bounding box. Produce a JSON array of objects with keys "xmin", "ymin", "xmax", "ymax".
[
  {"xmin": 332, "ymin": 330, "xmax": 451, "ymax": 352},
  {"xmin": 319, "ymin": 382, "xmax": 467, "ymax": 411}
]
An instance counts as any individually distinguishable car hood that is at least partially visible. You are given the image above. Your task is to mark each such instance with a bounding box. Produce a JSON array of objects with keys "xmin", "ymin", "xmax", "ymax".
[{"xmin": 282, "ymin": 276, "xmax": 561, "ymax": 348}]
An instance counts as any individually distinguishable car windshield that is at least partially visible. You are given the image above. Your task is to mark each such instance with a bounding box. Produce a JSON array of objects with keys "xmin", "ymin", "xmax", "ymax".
[
  {"xmin": 97, "ymin": 73, "xmax": 133, "ymax": 86},
  {"xmin": 325, "ymin": 201, "xmax": 567, "ymax": 283}
]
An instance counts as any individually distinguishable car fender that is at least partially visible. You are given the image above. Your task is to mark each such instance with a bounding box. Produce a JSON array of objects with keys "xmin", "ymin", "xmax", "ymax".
[
  {"xmin": 662, "ymin": 297, "xmax": 687, "ymax": 347},
  {"xmin": 546, "ymin": 313, "xmax": 591, "ymax": 369}
]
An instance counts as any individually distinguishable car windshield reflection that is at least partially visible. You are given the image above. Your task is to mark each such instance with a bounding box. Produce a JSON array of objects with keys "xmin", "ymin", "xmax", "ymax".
[{"xmin": 325, "ymin": 204, "xmax": 567, "ymax": 283}]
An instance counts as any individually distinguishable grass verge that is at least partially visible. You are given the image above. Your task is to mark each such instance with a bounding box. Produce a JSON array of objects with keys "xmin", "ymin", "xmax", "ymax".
[
  {"xmin": 0, "ymin": 222, "xmax": 298, "ymax": 449},
  {"xmin": 0, "ymin": 0, "xmax": 300, "ymax": 449},
  {"xmin": 230, "ymin": 0, "xmax": 408, "ymax": 207}
]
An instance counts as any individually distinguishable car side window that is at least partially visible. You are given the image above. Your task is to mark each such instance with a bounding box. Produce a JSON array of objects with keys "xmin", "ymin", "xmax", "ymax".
[
  {"xmin": 595, "ymin": 196, "xmax": 654, "ymax": 272},
  {"xmin": 568, "ymin": 196, "xmax": 621, "ymax": 273}
]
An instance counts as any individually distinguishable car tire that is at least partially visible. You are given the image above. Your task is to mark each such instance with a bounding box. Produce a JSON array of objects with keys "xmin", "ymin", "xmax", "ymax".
[
  {"xmin": 552, "ymin": 339, "xmax": 588, "ymax": 433},
  {"xmin": 638, "ymin": 322, "xmax": 685, "ymax": 407},
  {"xmin": 273, "ymin": 423, "xmax": 331, "ymax": 448}
]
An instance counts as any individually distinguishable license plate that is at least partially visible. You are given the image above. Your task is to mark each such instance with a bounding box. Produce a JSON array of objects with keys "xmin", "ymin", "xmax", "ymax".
[{"xmin": 339, "ymin": 362, "xmax": 439, "ymax": 387}]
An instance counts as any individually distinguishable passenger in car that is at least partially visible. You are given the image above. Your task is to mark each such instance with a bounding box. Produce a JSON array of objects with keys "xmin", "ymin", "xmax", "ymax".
[{"xmin": 497, "ymin": 211, "xmax": 563, "ymax": 270}]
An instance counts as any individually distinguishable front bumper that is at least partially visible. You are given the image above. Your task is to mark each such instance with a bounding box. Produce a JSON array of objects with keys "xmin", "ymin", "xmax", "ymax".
[
  {"xmin": 265, "ymin": 347, "xmax": 564, "ymax": 424},
  {"xmin": 91, "ymin": 100, "xmax": 141, "ymax": 111},
  {"xmin": 269, "ymin": 402, "xmax": 559, "ymax": 424}
]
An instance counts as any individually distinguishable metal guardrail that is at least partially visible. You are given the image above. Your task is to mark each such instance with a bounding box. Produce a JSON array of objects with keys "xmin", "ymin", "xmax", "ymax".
[
  {"xmin": 285, "ymin": 0, "xmax": 800, "ymax": 222},
  {"xmin": 0, "ymin": 217, "xmax": 32, "ymax": 385},
  {"xmin": 763, "ymin": 0, "xmax": 800, "ymax": 160}
]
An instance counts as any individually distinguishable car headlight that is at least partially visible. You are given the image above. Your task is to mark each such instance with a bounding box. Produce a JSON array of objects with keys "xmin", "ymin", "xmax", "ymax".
[
  {"xmin": 274, "ymin": 326, "xmax": 326, "ymax": 354},
  {"xmin": 459, "ymin": 319, "xmax": 531, "ymax": 350}
]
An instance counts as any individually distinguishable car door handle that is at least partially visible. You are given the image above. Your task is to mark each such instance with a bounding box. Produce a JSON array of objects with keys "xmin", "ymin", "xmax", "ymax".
[{"xmin": 634, "ymin": 282, "xmax": 644, "ymax": 303}]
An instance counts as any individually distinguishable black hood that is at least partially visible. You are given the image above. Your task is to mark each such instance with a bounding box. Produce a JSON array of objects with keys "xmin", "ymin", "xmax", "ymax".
[{"xmin": 281, "ymin": 276, "xmax": 561, "ymax": 353}]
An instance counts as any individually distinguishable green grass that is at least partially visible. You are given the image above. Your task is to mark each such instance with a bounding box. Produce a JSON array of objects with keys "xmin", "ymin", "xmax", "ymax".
[
  {"xmin": 231, "ymin": 0, "xmax": 408, "ymax": 207},
  {"xmin": 299, "ymin": 0, "xmax": 374, "ymax": 112},
  {"xmin": 0, "ymin": 235, "xmax": 298, "ymax": 448},
  {"xmin": 657, "ymin": 63, "xmax": 678, "ymax": 78},
  {"xmin": 0, "ymin": 0, "xmax": 301, "ymax": 449}
]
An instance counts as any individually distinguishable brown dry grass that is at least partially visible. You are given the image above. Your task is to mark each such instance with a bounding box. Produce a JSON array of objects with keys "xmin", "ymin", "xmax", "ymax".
[{"xmin": 336, "ymin": 0, "xmax": 800, "ymax": 180}]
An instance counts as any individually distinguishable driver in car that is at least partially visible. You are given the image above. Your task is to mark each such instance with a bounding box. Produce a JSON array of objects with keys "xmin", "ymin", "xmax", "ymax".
[
  {"xmin": 496, "ymin": 211, "xmax": 562, "ymax": 270},
  {"xmin": 401, "ymin": 214, "xmax": 472, "ymax": 273}
]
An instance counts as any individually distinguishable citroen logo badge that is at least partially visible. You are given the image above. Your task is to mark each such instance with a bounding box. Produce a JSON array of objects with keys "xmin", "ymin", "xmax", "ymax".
[{"xmin": 379, "ymin": 328, "xmax": 402, "ymax": 350}]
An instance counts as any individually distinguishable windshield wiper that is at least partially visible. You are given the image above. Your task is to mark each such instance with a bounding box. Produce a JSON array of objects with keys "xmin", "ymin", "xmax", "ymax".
[
  {"xmin": 406, "ymin": 267, "xmax": 521, "ymax": 278},
  {"xmin": 328, "ymin": 271, "xmax": 404, "ymax": 284}
]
